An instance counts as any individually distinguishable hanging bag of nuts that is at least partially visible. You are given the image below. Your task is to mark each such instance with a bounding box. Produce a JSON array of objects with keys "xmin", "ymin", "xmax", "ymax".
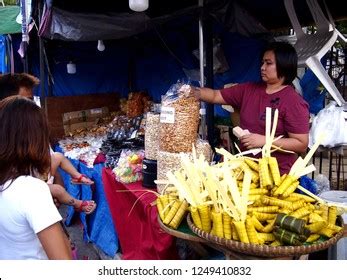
[{"xmin": 159, "ymin": 82, "xmax": 200, "ymax": 153}]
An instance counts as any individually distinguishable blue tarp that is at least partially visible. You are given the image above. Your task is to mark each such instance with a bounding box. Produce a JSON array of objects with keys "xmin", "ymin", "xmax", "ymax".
[
  {"xmin": 85, "ymin": 164, "xmax": 119, "ymax": 257},
  {"xmin": 0, "ymin": 35, "xmax": 7, "ymax": 73},
  {"xmin": 55, "ymin": 146, "xmax": 119, "ymax": 257},
  {"xmin": 31, "ymin": 20, "xmax": 201, "ymax": 101},
  {"xmin": 213, "ymin": 31, "xmax": 265, "ymax": 116},
  {"xmin": 300, "ymin": 57, "xmax": 327, "ymax": 115},
  {"xmin": 31, "ymin": 24, "xmax": 266, "ymax": 117},
  {"xmin": 32, "ymin": 40, "xmax": 131, "ymax": 98},
  {"xmin": 0, "ymin": 34, "xmax": 25, "ymax": 74}
]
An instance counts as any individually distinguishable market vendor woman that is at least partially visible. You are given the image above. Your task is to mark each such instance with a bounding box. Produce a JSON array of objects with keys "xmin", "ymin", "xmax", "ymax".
[{"xmin": 194, "ymin": 41, "xmax": 309, "ymax": 174}]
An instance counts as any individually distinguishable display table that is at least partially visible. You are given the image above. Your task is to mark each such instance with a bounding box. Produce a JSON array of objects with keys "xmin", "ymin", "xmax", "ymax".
[{"xmin": 102, "ymin": 168, "xmax": 178, "ymax": 260}]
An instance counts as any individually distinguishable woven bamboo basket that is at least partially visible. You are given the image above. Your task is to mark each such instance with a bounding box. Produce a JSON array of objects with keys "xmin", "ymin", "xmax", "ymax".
[{"xmin": 187, "ymin": 214, "xmax": 344, "ymax": 258}]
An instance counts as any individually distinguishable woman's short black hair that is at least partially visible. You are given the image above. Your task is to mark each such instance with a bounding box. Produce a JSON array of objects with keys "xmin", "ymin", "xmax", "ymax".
[
  {"xmin": 0, "ymin": 73, "xmax": 39, "ymax": 100},
  {"xmin": 263, "ymin": 41, "xmax": 298, "ymax": 85}
]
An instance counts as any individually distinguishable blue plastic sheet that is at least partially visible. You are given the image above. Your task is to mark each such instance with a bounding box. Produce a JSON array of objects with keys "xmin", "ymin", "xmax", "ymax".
[
  {"xmin": 54, "ymin": 146, "xmax": 119, "ymax": 257},
  {"xmin": 28, "ymin": 24, "xmax": 266, "ymax": 114},
  {"xmin": 299, "ymin": 175, "xmax": 318, "ymax": 195},
  {"xmin": 86, "ymin": 164, "xmax": 119, "ymax": 257},
  {"xmin": 0, "ymin": 35, "xmax": 8, "ymax": 74},
  {"xmin": 0, "ymin": 34, "xmax": 23, "ymax": 74},
  {"xmin": 300, "ymin": 57, "xmax": 327, "ymax": 115}
]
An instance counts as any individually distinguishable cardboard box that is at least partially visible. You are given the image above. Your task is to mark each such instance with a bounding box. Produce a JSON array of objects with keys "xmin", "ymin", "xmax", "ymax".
[
  {"xmin": 62, "ymin": 107, "xmax": 109, "ymax": 135},
  {"xmin": 45, "ymin": 93, "xmax": 120, "ymax": 142}
]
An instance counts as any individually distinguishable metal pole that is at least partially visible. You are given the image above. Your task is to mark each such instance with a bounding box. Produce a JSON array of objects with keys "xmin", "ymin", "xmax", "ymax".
[
  {"xmin": 204, "ymin": 15, "xmax": 214, "ymax": 148},
  {"xmin": 38, "ymin": 0, "xmax": 46, "ymax": 108},
  {"xmin": 198, "ymin": 0, "xmax": 207, "ymax": 139},
  {"xmin": 20, "ymin": 0, "xmax": 29, "ymax": 72}
]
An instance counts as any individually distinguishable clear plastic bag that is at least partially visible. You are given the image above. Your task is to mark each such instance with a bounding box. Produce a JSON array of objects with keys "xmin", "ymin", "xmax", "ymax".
[
  {"xmin": 314, "ymin": 173, "xmax": 330, "ymax": 195},
  {"xmin": 126, "ymin": 91, "xmax": 150, "ymax": 118},
  {"xmin": 309, "ymin": 101, "xmax": 346, "ymax": 148},
  {"xmin": 192, "ymin": 38, "xmax": 229, "ymax": 75},
  {"xmin": 157, "ymin": 151, "xmax": 184, "ymax": 193},
  {"xmin": 159, "ymin": 81, "xmax": 200, "ymax": 153},
  {"xmin": 145, "ymin": 112, "xmax": 160, "ymax": 160},
  {"xmin": 113, "ymin": 149, "xmax": 145, "ymax": 184},
  {"xmin": 195, "ymin": 138, "xmax": 212, "ymax": 163},
  {"xmin": 157, "ymin": 139, "xmax": 212, "ymax": 193}
]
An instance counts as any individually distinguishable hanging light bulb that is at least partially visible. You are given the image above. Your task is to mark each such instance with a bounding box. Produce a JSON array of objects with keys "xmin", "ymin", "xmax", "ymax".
[
  {"xmin": 67, "ymin": 61, "xmax": 76, "ymax": 74},
  {"xmin": 129, "ymin": 0, "xmax": 149, "ymax": 12},
  {"xmin": 97, "ymin": 40, "xmax": 105, "ymax": 52}
]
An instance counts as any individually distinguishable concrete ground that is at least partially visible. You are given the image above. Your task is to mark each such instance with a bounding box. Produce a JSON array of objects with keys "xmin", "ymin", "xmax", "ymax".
[{"xmin": 59, "ymin": 205, "xmax": 122, "ymax": 260}]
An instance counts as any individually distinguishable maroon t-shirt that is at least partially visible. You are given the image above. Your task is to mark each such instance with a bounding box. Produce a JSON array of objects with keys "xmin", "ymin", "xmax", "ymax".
[{"xmin": 220, "ymin": 82, "xmax": 309, "ymax": 174}]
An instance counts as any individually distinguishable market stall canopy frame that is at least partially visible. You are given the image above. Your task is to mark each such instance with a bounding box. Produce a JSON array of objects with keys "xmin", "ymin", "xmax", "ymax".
[{"xmin": 39, "ymin": 0, "xmax": 347, "ymax": 41}]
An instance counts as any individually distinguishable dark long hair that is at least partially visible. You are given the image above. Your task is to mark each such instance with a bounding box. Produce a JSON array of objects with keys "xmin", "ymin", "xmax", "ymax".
[
  {"xmin": 263, "ymin": 41, "xmax": 298, "ymax": 85},
  {"xmin": 0, "ymin": 96, "xmax": 51, "ymax": 188}
]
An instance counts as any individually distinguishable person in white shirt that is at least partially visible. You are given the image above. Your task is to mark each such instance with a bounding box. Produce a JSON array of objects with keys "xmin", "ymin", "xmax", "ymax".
[
  {"xmin": 0, "ymin": 96, "xmax": 72, "ymax": 260},
  {"xmin": 0, "ymin": 73, "xmax": 96, "ymax": 214}
]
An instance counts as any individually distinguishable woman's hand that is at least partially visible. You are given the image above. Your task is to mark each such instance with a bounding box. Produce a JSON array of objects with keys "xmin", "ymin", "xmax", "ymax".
[
  {"xmin": 240, "ymin": 133, "xmax": 265, "ymax": 150},
  {"xmin": 191, "ymin": 86, "xmax": 201, "ymax": 101},
  {"xmin": 190, "ymin": 87, "xmax": 226, "ymax": 104}
]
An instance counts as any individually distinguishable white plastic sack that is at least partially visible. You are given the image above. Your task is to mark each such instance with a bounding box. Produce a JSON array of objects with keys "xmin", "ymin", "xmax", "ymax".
[{"xmin": 309, "ymin": 101, "xmax": 346, "ymax": 148}]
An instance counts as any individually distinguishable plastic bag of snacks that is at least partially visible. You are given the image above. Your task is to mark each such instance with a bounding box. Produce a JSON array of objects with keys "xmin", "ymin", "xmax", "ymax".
[
  {"xmin": 309, "ymin": 101, "xmax": 346, "ymax": 148},
  {"xmin": 159, "ymin": 82, "xmax": 200, "ymax": 153},
  {"xmin": 127, "ymin": 92, "xmax": 151, "ymax": 118},
  {"xmin": 156, "ymin": 139, "xmax": 211, "ymax": 193},
  {"xmin": 113, "ymin": 149, "xmax": 145, "ymax": 183},
  {"xmin": 157, "ymin": 150, "xmax": 186, "ymax": 193},
  {"xmin": 195, "ymin": 138, "xmax": 212, "ymax": 163},
  {"xmin": 144, "ymin": 112, "xmax": 160, "ymax": 160}
]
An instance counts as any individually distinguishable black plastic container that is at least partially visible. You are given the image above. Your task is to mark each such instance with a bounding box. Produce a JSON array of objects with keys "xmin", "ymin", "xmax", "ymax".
[{"xmin": 142, "ymin": 158, "xmax": 157, "ymax": 189}]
